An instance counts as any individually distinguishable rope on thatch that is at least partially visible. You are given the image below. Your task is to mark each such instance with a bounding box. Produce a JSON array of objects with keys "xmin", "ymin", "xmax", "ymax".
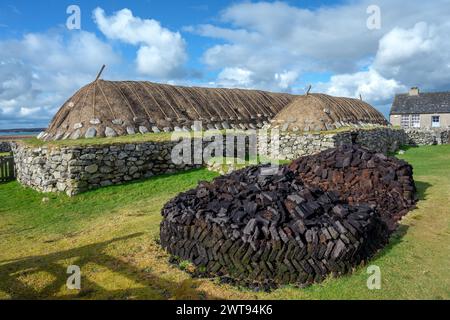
[
  {"xmin": 259, "ymin": 91, "xmax": 280, "ymax": 114},
  {"xmin": 123, "ymin": 81, "xmax": 153, "ymax": 120},
  {"xmin": 78, "ymin": 83, "xmax": 92, "ymax": 124},
  {"xmin": 218, "ymin": 88, "xmax": 241, "ymax": 119},
  {"xmin": 138, "ymin": 82, "xmax": 169, "ymax": 119},
  {"xmin": 186, "ymin": 87, "xmax": 214, "ymax": 120},
  {"xmin": 229, "ymin": 89, "xmax": 252, "ymax": 118},
  {"xmin": 50, "ymin": 88, "xmax": 84, "ymax": 132},
  {"xmin": 98, "ymin": 81, "xmax": 117, "ymax": 120},
  {"xmin": 193, "ymin": 87, "xmax": 223, "ymax": 120},
  {"xmin": 92, "ymin": 82, "xmax": 97, "ymax": 119},
  {"xmin": 175, "ymin": 86, "xmax": 203, "ymax": 119},
  {"xmin": 211, "ymin": 88, "xmax": 238, "ymax": 119},
  {"xmin": 149, "ymin": 82, "xmax": 181, "ymax": 119},
  {"xmin": 236, "ymin": 89, "xmax": 265, "ymax": 117},
  {"xmin": 108, "ymin": 81, "xmax": 137, "ymax": 119},
  {"xmin": 266, "ymin": 92, "xmax": 286, "ymax": 113},
  {"xmin": 250, "ymin": 91, "xmax": 271, "ymax": 116}
]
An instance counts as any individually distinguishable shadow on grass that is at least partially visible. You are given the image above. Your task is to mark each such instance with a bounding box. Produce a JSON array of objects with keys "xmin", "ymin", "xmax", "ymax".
[
  {"xmin": 373, "ymin": 179, "xmax": 431, "ymax": 260},
  {"xmin": 415, "ymin": 180, "xmax": 432, "ymax": 201},
  {"xmin": 0, "ymin": 233, "xmax": 219, "ymax": 300},
  {"xmin": 373, "ymin": 224, "xmax": 409, "ymax": 261},
  {"xmin": 387, "ymin": 145, "xmax": 419, "ymax": 157}
]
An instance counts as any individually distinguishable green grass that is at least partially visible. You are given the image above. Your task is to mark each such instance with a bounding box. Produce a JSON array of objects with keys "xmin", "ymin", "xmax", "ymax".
[
  {"xmin": 21, "ymin": 130, "xmax": 240, "ymax": 148},
  {"xmin": 0, "ymin": 146, "xmax": 449, "ymax": 299},
  {"xmin": 21, "ymin": 126, "xmax": 391, "ymax": 149}
]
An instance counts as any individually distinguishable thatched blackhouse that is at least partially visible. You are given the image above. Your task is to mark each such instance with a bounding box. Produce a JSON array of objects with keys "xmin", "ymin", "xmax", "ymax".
[
  {"xmin": 40, "ymin": 77, "xmax": 296, "ymax": 140},
  {"xmin": 270, "ymin": 93, "xmax": 388, "ymax": 131},
  {"xmin": 40, "ymin": 65, "xmax": 388, "ymax": 140}
]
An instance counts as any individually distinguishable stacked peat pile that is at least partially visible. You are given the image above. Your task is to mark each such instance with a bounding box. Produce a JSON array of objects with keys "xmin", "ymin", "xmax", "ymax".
[
  {"xmin": 160, "ymin": 145, "xmax": 416, "ymax": 287},
  {"xmin": 291, "ymin": 145, "xmax": 417, "ymax": 230}
]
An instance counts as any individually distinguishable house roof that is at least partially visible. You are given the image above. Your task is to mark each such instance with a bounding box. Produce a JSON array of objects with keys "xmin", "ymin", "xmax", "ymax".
[
  {"xmin": 43, "ymin": 79, "xmax": 296, "ymax": 140},
  {"xmin": 271, "ymin": 93, "xmax": 387, "ymax": 131},
  {"xmin": 391, "ymin": 91, "xmax": 450, "ymax": 115}
]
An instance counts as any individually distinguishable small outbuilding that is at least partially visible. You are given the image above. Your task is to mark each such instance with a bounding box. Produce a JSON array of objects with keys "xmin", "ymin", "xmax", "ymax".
[{"xmin": 270, "ymin": 93, "xmax": 388, "ymax": 131}]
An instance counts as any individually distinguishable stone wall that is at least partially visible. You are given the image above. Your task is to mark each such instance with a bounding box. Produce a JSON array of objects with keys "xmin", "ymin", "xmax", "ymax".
[
  {"xmin": 11, "ymin": 127, "xmax": 450, "ymax": 196},
  {"xmin": 404, "ymin": 128, "xmax": 450, "ymax": 145},
  {"xmin": 12, "ymin": 141, "xmax": 204, "ymax": 196},
  {"xmin": 261, "ymin": 127, "xmax": 408, "ymax": 160},
  {"xmin": 0, "ymin": 141, "xmax": 11, "ymax": 153}
]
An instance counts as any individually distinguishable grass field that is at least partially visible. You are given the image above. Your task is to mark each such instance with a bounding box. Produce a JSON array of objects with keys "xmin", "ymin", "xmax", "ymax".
[
  {"xmin": 0, "ymin": 145, "xmax": 449, "ymax": 300},
  {"xmin": 21, "ymin": 126, "xmax": 386, "ymax": 148}
]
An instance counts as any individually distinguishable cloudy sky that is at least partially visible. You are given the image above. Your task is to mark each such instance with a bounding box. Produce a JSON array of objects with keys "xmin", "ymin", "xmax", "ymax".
[{"xmin": 0, "ymin": 0, "xmax": 449, "ymax": 129}]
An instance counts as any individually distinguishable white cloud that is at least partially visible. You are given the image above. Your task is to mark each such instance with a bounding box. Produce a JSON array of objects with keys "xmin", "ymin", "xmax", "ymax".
[
  {"xmin": 275, "ymin": 71, "xmax": 299, "ymax": 91},
  {"xmin": 319, "ymin": 68, "xmax": 406, "ymax": 104},
  {"xmin": 216, "ymin": 67, "xmax": 254, "ymax": 88},
  {"xmin": 317, "ymin": 20, "xmax": 450, "ymax": 115},
  {"xmin": 0, "ymin": 30, "xmax": 119, "ymax": 128},
  {"xmin": 93, "ymin": 7, "xmax": 187, "ymax": 78},
  {"xmin": 189, "ymin": 0, "xmax": 450, "ymax": 98},
  {"xmin": 374, "ymin": 21, "xmax": 450, "ymax": 90}
]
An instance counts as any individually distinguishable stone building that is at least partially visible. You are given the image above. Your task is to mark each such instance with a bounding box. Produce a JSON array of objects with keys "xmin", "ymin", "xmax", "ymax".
[
  {"xmin": 390, "ymin": 87, "xmax": 450, "ymax": 129},
  {"xmin": 40, "ymin": 78, "xmax": 296, "ymax": 141}
]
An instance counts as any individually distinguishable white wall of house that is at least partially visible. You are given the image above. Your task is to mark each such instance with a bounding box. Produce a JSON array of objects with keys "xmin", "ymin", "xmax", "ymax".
[{"xmin": 390, "ymin": 113, "xmax": 450, "ymax": 129}]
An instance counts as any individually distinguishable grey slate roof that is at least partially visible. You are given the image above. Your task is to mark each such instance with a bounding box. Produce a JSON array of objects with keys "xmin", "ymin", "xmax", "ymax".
[{"xmin": 391, "ymin": 91, "xmax": 450, "ymax": 114}]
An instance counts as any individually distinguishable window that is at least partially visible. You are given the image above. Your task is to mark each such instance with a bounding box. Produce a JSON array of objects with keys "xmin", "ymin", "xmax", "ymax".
[
  {"xmin": 411, "ymin": 114, "xmax": 420, "ymax": 128},
  {"xmin": 432, "ymin": 115, "xmax": 440, "ymax": 128},
  {"xmin": 401, "ymin": 115, "xmax": 410, "ymax": 128}
]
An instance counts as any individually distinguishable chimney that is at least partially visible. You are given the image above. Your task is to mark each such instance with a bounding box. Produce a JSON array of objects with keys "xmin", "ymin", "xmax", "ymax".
[{"xmin": 409, "ymin": 87, "xmax": 420, "ymax": 96}]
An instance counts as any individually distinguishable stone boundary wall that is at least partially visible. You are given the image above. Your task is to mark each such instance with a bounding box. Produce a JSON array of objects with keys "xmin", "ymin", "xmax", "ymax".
[
  {"xmin": 260, "ymin": 127, "xmax": 409, "ymax": 160},
  {"xmin": 11, "ymin": 127, "xmax": 450, "ymax": 196},
  {"xmin": 0, "ymin": 141, "xmax": 11, "ymax": 153},
  {"xmin": 12, "ymin": 141, "xmax": 204, "ymax": 196},
  {"xmin": 404, "ymin": 128, "xmax": 450, "ymax": 145}
]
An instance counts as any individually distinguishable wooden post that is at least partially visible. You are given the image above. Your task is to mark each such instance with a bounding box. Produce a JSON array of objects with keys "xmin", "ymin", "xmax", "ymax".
[
  {"xmin": 306, "ymin": 85, "xmax": 312, "ymax": 95},
  {"xmin": 94, "ymin": 65, "xmax": 106, "ymax": 82}
]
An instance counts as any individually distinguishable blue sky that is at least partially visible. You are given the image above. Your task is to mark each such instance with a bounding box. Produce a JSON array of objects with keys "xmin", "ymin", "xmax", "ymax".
[{"xmin": 1, "ymin": 0, "xmax": 450, "ymax": 129}]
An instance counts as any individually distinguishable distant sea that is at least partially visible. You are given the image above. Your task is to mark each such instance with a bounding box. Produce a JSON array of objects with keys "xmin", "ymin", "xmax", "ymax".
[{"xmin": 0, "ymin": 130, "xmax": 41, "ymax": 137}]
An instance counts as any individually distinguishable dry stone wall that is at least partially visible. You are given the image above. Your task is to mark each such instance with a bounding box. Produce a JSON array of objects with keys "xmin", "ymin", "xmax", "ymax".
[
  {"xmin": 11, "ymin": 127, "xmax": 450, "ymax": 196},
  {"xmin": 262, "ymin": 127, "xmax": 408, "ymax": 160},
  {"xmin": 12, "ymin": 141, "xmax": 204, "ymax": 196},
  {"xmin": 404, "ymin": 128, "xmax": 450, "ymax": 145}
]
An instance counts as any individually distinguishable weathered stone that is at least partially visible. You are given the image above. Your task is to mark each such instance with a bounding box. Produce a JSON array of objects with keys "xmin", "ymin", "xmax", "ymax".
[
  {"xmin": 127, "ymin": 127, "xmax": 136, "ymax": 135},
  {"xmin": 85, "ymin": 127, "xmax": 97, "ymax": 139},
  {"xmin": 71, "ymin": 129, "xmax": 81, "ymax": 140},
  {"xmin": 85, "ymin": 164, "xmax": 99, "ymax": 174},
  {"xmin": 105, "ymin": 127, "xmax": 117, "ymax": 137},
  {"xmin": 139, "ymin": 126, "xmax": 149, "ymax": 134},
  {"xmin": 112, "ymin": 119, "xmax": 123, "ymax": 125}
]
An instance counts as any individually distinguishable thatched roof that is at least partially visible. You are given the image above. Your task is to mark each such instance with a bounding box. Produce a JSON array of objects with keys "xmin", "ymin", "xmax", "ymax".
[
  {"xmin": 270, "ymin": 93, "xmax": 388, "ymax": 131},
  {"xmin": 41, "ymin": 79, "xmax": 296, "ymax": 140}
]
